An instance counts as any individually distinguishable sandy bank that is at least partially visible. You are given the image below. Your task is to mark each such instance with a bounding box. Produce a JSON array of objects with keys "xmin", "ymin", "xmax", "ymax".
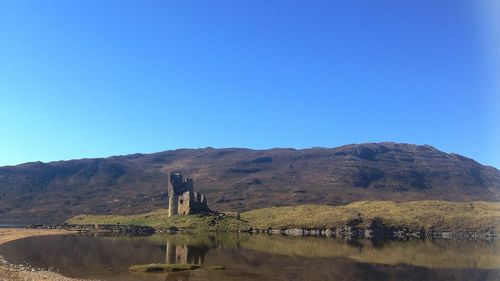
[{"xmin": 0, "ymin": 228, "xmax": 73, "ymax": 245}]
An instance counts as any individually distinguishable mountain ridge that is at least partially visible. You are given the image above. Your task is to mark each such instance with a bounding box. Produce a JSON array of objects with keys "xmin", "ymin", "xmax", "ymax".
[
  {"xmin": 0, "ymin": 142, "xmax": 499, "ymax": 224},
  {"xmin": 4, "ymin": 142, "xmax": 495, "ymax": 170}
]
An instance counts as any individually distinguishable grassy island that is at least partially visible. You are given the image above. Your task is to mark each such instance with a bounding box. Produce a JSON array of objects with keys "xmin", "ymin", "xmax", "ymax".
[{"xmin": 129, "ymin": 263, "xmax": 200, "ymax": 273}]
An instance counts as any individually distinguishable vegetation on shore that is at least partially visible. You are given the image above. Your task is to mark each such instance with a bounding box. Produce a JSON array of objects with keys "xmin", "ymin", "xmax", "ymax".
[
  {"xmin": 242, "ymin": 200, "xmax": 500, "ymax": 231},
  {"xmin": 68, "ymin": 209, "xmax": 167, "ymax": 227},
  {"xmin": 68, "ymin": 210, "xmax": 249, "ymax": 231},
  {"xmin": 67, "ymin": 200, "xmax": 500, "ymax": 232}
]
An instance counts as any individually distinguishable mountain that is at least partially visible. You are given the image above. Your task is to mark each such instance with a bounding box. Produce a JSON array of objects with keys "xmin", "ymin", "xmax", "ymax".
[{"xmin": 0, "ymin": 142, "xmax": 499, "ymax": 224}]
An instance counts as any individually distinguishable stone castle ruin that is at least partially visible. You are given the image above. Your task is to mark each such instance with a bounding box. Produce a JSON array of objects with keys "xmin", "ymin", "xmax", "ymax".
[{"xmin": 167, "ymin": 173, "xmax": 211, "ymax": 217}]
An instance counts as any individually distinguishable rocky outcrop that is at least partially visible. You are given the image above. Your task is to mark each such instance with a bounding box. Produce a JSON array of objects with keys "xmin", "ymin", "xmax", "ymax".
[
  {"xmin": 156, "ymin": 226, "xmax": 179, "ymax": 234},
  {"xmin": 27, "ymin": 224, "xmax": 156, "ymax": 236}
]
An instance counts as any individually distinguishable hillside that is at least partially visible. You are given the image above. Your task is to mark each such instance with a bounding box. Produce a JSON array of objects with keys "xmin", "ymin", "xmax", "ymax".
[{"xmin": 1, "ymin": 142, "xmax": 499, "ymax": 223}]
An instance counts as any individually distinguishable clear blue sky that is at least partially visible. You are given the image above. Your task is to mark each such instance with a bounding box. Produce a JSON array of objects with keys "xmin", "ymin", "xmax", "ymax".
[{"xmin": 0, "ymin": 0, "xmax": 499, "ymax": 168}]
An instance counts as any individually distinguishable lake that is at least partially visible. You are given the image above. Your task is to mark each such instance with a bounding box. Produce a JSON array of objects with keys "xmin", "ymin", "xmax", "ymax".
[
  {"xmin": 0, "ymin": 233, "xmax": 498, "ymax": 281},
  {"xmin": 0, "ymin": 224, "xmax": 26, "ymax": 228}
]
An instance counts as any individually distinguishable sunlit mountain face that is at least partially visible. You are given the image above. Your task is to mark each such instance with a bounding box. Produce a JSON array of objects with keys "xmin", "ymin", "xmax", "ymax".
[{"xmin": 0, "ymin": 142, "xmax": 498, "ymax": 224}]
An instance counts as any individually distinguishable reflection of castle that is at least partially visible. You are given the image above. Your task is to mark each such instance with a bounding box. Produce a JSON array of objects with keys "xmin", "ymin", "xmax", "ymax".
[
  {"xmin": 165, "ymin": 242, "xmax": 208, "ymax": 265},
  {"xmin": 164, "ymin": 271, "xmax": 191, "ymax": 281},
  {"xmin": 168, "ymin": 173, "xmax": 211, "ymax": 217}
]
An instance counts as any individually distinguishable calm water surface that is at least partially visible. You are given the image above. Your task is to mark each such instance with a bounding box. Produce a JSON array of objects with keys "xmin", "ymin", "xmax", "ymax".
[
  {"xmin": 0, "ymin": 224, "xmax": 25, "ymax": 228},
  {"xmin": 0, "ymin": 233, "xmax": 498, "ymax": 281}
]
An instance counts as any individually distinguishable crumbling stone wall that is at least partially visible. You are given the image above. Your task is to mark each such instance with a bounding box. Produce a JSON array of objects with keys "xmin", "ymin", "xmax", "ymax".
[{"xmin": 168, "ymin": 173, "xmax": 211, "ymax": 216}]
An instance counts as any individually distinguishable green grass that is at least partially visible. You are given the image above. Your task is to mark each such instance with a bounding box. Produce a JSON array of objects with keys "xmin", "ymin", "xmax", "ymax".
[
  {"xmin": 67, "ymin": 200, "xmax": 500, "ymax": 232},
  {"xmin": 68, "ymin": 209, "xmax": 168, "ymax": 227},
  {"xmin": 129, "ymin": 263, "xmax": 200, "ymax": 272},
  {"xmin": 67, "ymin": 210, "xmax": 250, "ymax": 232}
]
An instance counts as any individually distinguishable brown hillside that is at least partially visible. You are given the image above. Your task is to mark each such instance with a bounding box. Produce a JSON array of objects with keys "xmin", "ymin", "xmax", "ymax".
[{"xmin": 0, "ymin": 142, "xmax": 498, "ymax": 223}]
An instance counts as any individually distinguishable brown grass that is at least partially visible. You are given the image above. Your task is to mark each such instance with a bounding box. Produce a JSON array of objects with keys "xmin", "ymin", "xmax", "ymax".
[
  {"xmin": 67, "ymin": 200, "xmax": 500, "ymax": 232},
  {"xmin": 241, "ymin": 200, "xmax": 500, "ymax": 231}
]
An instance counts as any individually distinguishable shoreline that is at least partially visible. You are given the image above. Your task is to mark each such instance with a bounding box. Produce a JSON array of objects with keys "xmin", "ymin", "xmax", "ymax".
[
  {"xmin": 65, "ymin": 201, "xmax": 500, "ymax": 239},
  {"xmin": 0, "ymin": 228, "xmax": 96, "ymax": 281},
  {"xmin": 0, "ymin": 228, "xmax": 74, "ymax": 245},
  {"xmin": 27, "ymin": 220, "xmax": 497, "ymax": 241}
]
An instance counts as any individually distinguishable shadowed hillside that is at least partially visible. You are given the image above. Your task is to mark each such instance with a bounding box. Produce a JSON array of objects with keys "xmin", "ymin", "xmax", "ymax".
[{"xmin": 0, "ymin": 142, "xmax": 499, "ymax": 223}]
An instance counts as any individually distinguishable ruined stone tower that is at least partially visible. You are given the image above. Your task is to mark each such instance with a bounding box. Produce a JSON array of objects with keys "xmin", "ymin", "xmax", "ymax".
[{"xmin": 167, "ymin": 173, "xmax": 211, "ymax": 217}]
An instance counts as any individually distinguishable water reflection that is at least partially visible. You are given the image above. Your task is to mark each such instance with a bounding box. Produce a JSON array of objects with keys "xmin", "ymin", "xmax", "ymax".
[
  {"xmin": 0, "ymin": 233, "xmax": 498, "ymax": 281},
  {"xmin": 238, "ymin": 235, "xmax": 500, "ymax": 269},
  {"xmin": 165, "ymin": 241, "xmax": 208, "ymax": 265}
]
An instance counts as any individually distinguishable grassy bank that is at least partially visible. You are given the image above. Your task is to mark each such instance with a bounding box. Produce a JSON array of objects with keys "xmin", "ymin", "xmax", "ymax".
[
  {"xmin": 68, "ymin": 209, "xmax": 249, "ymax": 232},
  {"xmin": 67, "ymin": 200, "xmax": 500, "ymax": 232},
  {"xmin": 242, "ymin": 201, "xmax": 500, "ymax": 231}
]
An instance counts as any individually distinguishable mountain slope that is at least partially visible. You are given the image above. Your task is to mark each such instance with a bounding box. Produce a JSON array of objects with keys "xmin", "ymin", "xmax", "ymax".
[{"xmin": 0, "ymin": 142, "xmax": 498, "ymax": 224}]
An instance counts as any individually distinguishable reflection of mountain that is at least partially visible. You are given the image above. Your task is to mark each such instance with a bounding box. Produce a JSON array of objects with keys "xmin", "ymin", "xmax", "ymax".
[
  {"xmin": 238, "ymin": 235, "xmax": 500, "ymax": 269},
  {"xmin": 141, "ymin": 233, "xmax": 500, "ymax": 270},
  {"xmin": 0, "ymin": 235, "xmax": 167, "ymax": 281},
  {"xmin": 0, "ymin": 234, "xmax": 498, "ymax": 281},
  {"xmin": 0, "ymin": 235, "xmax": 213, "ymax": 281}
]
